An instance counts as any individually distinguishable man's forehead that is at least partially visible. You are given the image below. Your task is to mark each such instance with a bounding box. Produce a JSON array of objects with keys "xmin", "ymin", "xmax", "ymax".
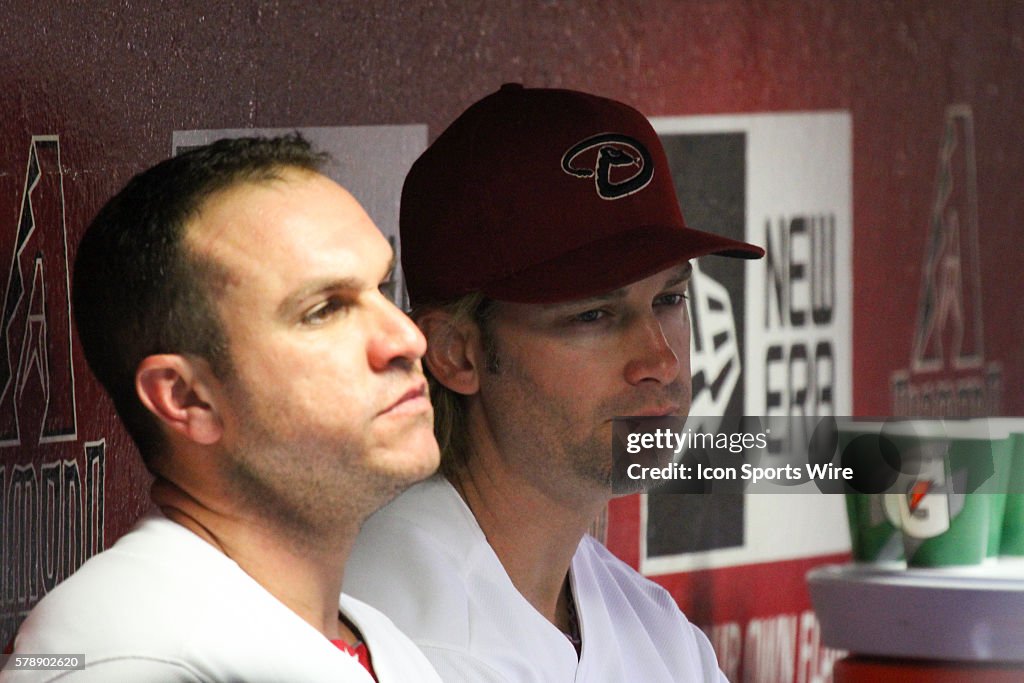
[
  {"xmin": 184, "ymin": 170, "xmax": 376, "ymax": 247},
  {"xmin": 539, "ymin": 262, "xmax": 693, "ymax": 308},
  {"xmin": 181, "ymin": 170, "xmax": 392, "ymax": 292},
  {"xmin": 183, "ymin": 174, "xmax": 292, "ymax": 249}
]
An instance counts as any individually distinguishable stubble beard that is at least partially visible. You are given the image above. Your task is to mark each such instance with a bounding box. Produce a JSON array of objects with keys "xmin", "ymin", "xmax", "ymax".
[
  {"xmin": 218, "ymin": 377, "xmax": 389, "ymax": 549},
  {"xmin": 483, "ymin": 351, "xmax": 690, "ymax": 503},
  {"xmin": 483, "ymin": 358, "xmax": 614, "ymax": 503}
]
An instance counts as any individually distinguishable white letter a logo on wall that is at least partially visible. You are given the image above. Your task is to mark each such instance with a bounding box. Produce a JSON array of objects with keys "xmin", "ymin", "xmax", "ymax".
[
  {"xmin": 891, "ymin": 106, "xmax": 1002, "ymax": 417},
  {"xmin": 912, "ymin": 106, "xmax": 984, "ymax": 373},
  {"xmin": 0, "ymin": 136, "xmax": 77, "ymax": 447}
]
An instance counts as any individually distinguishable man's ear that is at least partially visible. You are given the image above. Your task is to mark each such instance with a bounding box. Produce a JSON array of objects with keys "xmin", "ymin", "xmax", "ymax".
[
  {"xmin": 135, "ymin": 354, "xmax": 223, "ymax": 446},
  {"xmin": 417, "ymin": 310, "xmax": 483, "ymax": 396}
]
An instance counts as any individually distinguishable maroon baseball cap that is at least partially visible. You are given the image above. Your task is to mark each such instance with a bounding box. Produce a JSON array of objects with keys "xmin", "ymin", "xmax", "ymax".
[{"xmin": 400, "ymin": 83, "xmax": 764, "ymax": 306}]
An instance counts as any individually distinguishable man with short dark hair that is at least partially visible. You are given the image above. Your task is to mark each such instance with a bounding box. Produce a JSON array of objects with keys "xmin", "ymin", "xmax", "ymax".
[
  {"xmin": 3, "ymin": 136, "xmax": 442, "ymax": 682},
  {"xmin": 345, "ymin": 85, "xmax": 763, "ymax": 681}
]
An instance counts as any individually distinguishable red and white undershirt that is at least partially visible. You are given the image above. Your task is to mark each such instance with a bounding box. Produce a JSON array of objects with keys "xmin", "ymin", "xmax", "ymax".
[{"xmin": 330, "ymin": 638, "xmax": 377, "ymax": 681}]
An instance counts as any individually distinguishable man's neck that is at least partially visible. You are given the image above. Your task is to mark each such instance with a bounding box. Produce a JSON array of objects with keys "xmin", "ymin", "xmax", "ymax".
[
  {"xmin": 448, "ymin": 454, "xmax": 607, "ymax": 632},
  {"xmin": 151, "ymin": 477, "xmax": 360, "ymax": 644}
]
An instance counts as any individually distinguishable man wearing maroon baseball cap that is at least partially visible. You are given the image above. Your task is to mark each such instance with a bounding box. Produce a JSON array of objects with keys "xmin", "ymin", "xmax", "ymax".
[{"xmin": 346, "ymin": 84, "xmax": 763, "ymax": 681}]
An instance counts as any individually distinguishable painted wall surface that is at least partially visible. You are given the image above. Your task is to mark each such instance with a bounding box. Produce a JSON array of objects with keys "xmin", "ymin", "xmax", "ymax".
[{"xmin": 2, "ymin": 1, "xmax": 1022, "ymax": 678}]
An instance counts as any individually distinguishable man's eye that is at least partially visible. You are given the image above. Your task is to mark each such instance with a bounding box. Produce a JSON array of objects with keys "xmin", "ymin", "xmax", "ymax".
[
  {"xmin": 573, "ymin": 309, "xmax": 607, "ymax": 323},
  {"xmin": 301, "ymin": 297, "xmax": 347, "ymax": 325},
  {"xmin": 655, "ymin": 292, "xmax": 688, "ymax": 307}
]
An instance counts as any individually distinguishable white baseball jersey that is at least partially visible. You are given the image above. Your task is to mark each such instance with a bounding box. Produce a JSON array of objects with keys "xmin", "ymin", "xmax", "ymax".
[
  {"xmin": 346, "ymin": 476, "xmax": 727, "ymax": 682},
  {"xmin": 2, "ymin": 510, "xmax": 442, "ymax": 682}
]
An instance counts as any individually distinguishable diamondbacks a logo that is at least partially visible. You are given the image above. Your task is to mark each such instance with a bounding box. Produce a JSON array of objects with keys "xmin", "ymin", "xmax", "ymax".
[
  {"xmin": 1, "ymin": 136, "xmax": 77, "ymax": 447},
  {"xmin": 891, "ymin": 106, "xmax": 1002, "ymax": 417},
  {"xmin": 913, "ymin": 106, "xmax": 983, "ymax": 372},
  {"xmin": 561, "ymin": 133, "xmax": 654, "ymax": 199},
  {"xmin": 1, "ymin": 136, "xmax": 105, "ymax": 651}
]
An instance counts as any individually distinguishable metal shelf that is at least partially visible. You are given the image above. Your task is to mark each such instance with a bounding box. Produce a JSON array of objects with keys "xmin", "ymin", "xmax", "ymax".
[{"xmin": 808, "ymin": 561, "xmax": 1024, "ymax": 663}]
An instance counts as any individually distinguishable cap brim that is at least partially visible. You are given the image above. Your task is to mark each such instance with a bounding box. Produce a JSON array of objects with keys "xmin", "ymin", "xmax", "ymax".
[{"xmin": 481, "ymin": 224, "xmax": 764, "ymax": 303}]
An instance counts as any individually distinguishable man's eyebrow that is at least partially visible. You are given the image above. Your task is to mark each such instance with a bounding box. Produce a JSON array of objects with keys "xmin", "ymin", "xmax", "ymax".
[
  {"xmin": 277, "ymin": 254, "xmax": 396, "ymax": 317},
  {"xmin": 545, "ymin": 286, "xmax": 627, "ymax": 309},
  {"xmin": 663, "ymin": 262, "xmax": 693, "ymax": 288},
  {"xmin": 544, "ymin": 262, "xmax": 694, "ymax": 310},
  {"xmin": 589, "ymin": 263, "xmax": 694, "ymax": 301},
  {"xmin": 276, "ymin": 277, "xmax": 362, "ymax": 317}
]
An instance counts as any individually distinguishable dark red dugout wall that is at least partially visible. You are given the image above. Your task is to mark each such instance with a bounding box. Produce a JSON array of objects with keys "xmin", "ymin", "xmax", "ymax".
[{"xmin": 2, "ymin": 1, "xmax": 1022, "ymax": 677}]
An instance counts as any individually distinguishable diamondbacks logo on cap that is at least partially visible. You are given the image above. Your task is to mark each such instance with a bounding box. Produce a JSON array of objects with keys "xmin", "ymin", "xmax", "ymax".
[{"xmin": 561, "ymin": 133, "xmax": 654, "ymax": 200}]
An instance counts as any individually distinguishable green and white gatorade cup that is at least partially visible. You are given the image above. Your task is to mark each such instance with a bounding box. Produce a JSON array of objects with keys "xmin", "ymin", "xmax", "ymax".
[
  {"xmin": 844, "ymin": 492, "xmax": 904, "ymax": 563},
  {"xmin": 892, "ymin": 420, "xmax": 994, "ymax": 568},
  {"xmin": 976, "ymin": 418, "xmax": 1015, "ymax": 558},
  {"xmin": 991, "ymin": 418, "xmax": 1024, "ymax": 557},
  {"xmin": 836, "ymin": 420, "xmax": 904, "ymax": 563}
]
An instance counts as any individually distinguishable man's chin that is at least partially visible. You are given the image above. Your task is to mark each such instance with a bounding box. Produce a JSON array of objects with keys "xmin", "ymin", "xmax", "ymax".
[{"xmin": 383, "ymin": 435, "xmax": 441, "ymax": 484}]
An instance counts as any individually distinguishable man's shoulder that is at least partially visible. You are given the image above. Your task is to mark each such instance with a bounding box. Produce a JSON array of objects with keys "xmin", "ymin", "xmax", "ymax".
[
  {"xmin": 572, "ymin": 537, "xmax": 725, "ymax": 681},
  {"xmin": 6, "ymin": 512, "xmax": 216, "ymax": 676},
  {"xmin": 355, "ymin": 475, "xmax": 483, "ymax": 564},
  {"xmin": 573, "ymin": 535, "xmax": 691, "ymax": 631},
  {"xmin": 20, "ymin": 510, "xmax": 217, "ymax": 622},
  {"xmin": 347, "ymin": 474, "xmax": 480, "ymax": 576},
  {"xmin": 8, "ymin": 512, "xmax": 402, "ymax": 682},
  {"xmin": 345, "ymin": 476, "xmax": 493, "ymax": 652},
  {"xmin": 12, "ymin": 512, "xmax": 281, "ymax": 670}
]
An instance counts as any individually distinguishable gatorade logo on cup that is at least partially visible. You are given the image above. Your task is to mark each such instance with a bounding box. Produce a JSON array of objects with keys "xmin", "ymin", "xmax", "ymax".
[{"xmin": 897, "ymin": 455, "xmax": 966, "ymax": 539}]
